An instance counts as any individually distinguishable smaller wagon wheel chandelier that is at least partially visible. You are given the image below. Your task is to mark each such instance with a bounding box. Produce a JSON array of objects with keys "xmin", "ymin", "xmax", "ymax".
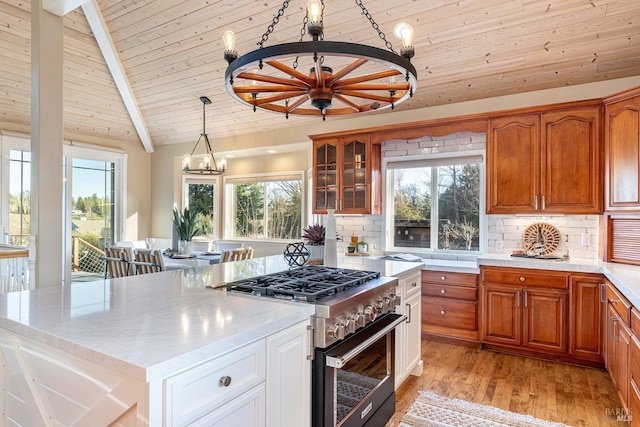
[{"xmin": 223, "ymin": 0, "xmax": 418, "ymax": 121}]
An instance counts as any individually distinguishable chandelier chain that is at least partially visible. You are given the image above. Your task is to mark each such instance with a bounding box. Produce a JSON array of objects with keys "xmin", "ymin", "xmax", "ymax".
[
  {"xmin": 355, "ymin": 0, "xmax": 396, "ymax": 54},
  {"xmin": 258, "ymin": 0, "xmax": 291, "ymax": 48}
]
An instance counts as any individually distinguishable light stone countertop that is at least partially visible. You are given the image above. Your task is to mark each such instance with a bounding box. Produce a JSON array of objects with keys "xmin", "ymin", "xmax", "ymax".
[
  {"xmin": 0, "ymin": 255, "xmax": 422, "ymax": 383},
  {"xmin": 417, "ymin": 253, "xmax": 640, "ymax": 309}
]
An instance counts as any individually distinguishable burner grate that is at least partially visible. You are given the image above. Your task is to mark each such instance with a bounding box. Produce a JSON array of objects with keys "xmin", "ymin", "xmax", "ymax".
[{"xmin": 226, "ymin": 266, "xmax": 380, "ymax": 302}]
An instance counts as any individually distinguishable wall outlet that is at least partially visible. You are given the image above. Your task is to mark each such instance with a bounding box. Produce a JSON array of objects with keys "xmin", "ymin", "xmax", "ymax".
[{"xmin": 581, "ymin": 233, "xmax": 590, "ymax": 246}]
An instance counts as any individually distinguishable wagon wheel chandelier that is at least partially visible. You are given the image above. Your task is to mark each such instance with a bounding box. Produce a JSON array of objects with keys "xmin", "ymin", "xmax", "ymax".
[{"xmin": 222, "ymin": 0, "xmax": 418, "ymax": 121}]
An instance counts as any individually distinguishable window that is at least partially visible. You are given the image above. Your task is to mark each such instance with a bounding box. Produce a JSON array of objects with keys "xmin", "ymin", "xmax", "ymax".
[
  {"xmin": 183, "ymin": 176, "xmax": 218, "ymax": 238},
  {"xmin": 7, "ymin": 150, "xmax": 31, "ymax": 245},
  {"xmin": 226, "ymin": 173, "xmax": 303, "ymax": 240},
  {"xmin": 386, "ymin": 155, "xmax": 483, "ymax": 253}
]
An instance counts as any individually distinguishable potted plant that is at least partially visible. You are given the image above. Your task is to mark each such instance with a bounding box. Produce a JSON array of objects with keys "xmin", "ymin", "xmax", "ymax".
[
  {"xmin": 171, "ymin": 207, "xmax": 200, "ymax": 254},
  {"xmin": 356, "ymin": 240, "xmax": 368, "ymax": 254},
  {"xmin": 302, "ymin": 224, "xmax": 325, "ymax": 264}
]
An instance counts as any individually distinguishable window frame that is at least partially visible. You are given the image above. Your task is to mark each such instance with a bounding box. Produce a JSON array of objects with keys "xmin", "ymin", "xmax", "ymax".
[
  {"xmin": 223, "ymin": 171, "xmax": 305, "ymax": 242},
  {"xmin": 383, "ymin": 150, "xmax": 486, "ymax": 255},
  {"xmin": 181, "ymin": 174, "xmax": 221, "ymax": 240}
]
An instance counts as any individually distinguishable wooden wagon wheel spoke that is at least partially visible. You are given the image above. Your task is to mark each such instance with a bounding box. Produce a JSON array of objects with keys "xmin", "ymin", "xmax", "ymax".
[
  {"xmin": 237, "ymin": 71, "xmax": 309, "ymax": 89},
  {"xmin": 332, "ymin": 69, "xmax": 403, "ymax": 89},
  {"xmin": 265, "ymin": 60, "xmax": 316, "ymax": 86},
  {"xmin": 326, "ymin": 58, "xmax": 368, "ymax": 86}
]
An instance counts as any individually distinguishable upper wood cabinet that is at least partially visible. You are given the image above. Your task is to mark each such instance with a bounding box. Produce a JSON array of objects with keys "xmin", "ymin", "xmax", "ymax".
[
  {"xmin": 487, "ymin": 106, "xmax": 602, "ymax": 214},
  {"xmin": 605, "ymin": 89, "xmax": 640, "ymax": 210},
  {"xmin": 312, "ymin": 133, "xmax": 381, "ymax": 214}
]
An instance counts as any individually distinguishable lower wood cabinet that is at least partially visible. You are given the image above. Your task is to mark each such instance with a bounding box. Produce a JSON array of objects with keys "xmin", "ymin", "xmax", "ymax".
[
  {"xmin": 570, "ymin": 275, "xmax": 606, "ymax": 364},
  {"xmin": 421, "ymin": 270, "xmax": 479, "ymax": 344},
  {"xmin": 480, "ymin": 266, "xmax": 606, "ymax": 366},
  {"xmin": 482, "ymin": 283, "xmax": 567, "ymax": 354}
]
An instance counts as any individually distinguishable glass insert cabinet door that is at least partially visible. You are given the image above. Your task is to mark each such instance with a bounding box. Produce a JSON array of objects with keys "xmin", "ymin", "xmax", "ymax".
[{"xmin": 313, "ymin": 134, "xmax": 376, "ymax": 214}]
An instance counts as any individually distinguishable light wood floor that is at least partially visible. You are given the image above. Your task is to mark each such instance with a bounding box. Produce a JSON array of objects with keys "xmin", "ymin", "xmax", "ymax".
[{"xmin": 388, "ymin": 340, "xmax": 624, "ymax": 427}]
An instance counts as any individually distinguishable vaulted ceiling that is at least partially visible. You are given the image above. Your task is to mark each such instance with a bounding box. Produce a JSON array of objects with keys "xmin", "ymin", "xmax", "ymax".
[{"xmin": 2, "ymin": 0, "xmax": 640, "ymax": 153}]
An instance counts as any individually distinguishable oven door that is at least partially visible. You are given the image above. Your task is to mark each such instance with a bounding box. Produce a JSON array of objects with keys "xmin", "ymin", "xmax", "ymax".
[{"xmin": 313, "ymin": 313, "xmax": 405, "ymax": 427}]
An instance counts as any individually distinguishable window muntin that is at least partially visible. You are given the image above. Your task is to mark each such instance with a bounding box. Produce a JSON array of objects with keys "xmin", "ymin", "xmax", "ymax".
[
  {"xmin": 227, "ymin": 174, "xmax": 303, "ymax": 240},
  {"xmin": 388, "ymin": 156, "xmax": 482, "ymax": 253}
]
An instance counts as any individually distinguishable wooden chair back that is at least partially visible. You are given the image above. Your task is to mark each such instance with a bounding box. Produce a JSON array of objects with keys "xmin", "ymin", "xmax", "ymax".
[
  {"xmin": 132, "ymin": 249, "xmax": 166, "ymax": 274},
  {"xmin": 221, "ymin": 247, "xmax": 254, "ymax": 263},
  {"xmin": 103, "ymin": 246, "xmax": 133, "ymax": 278}
]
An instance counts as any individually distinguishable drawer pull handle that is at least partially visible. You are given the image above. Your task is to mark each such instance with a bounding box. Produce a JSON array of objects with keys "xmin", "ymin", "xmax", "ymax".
[
  {"xmin": 440, "ymin": 310, "xmax": 446, "ymax": 315},
  {"xmin": 519, "ymin": 276, "xmax": 525, "ymax": 282},
  {"xmin": 219, "ymin": 376, "xmax": 232, "ymax": 387},
  {"xmin": 609, "ymin": 298, "xmax": 618, "ymax": 304},
  {"xmin": 412, "ymin": 282, "xmax": 418, "ymax": 287},
  {"xmin": 440, "ymin": 289, "xmax": 446, "ymax": 294},
  {"xmin": 440, "ymin": 276, "xmax": 446, "ymax": 281}
]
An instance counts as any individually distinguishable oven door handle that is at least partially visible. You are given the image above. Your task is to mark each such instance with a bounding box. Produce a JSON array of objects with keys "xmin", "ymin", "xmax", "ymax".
[{"xmin": 325, "ymin": 313, "xmax": 406, "ymax": 369}]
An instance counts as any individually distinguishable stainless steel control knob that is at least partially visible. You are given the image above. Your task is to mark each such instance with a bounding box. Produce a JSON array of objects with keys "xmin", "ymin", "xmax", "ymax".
[
  {"xmin": 376, "ymin": 298, "xmax": 389, "ymax": 313},
  {"xmin": 327, "ymin": 322, "xmax": 345, "ymax": 340},
  {"xmin": 342, "ymin": 317, "xmax": 356, "ymax": 334},
  {"xmin": 389, "ymin": 294, "xmax": 401, "ymax": 306},
  {"xmin": 363, "ymin": 304, "xmax": 378, "ymax": 322},
  {"xmin": 353, "ymin": 312, "xmax": 366, "ymax": 328}
]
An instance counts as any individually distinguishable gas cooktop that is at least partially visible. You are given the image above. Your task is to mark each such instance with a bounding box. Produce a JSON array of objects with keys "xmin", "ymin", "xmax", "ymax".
[{"xmin": 225, "ymin": 265, "xmax": 381, "ymax": 303}]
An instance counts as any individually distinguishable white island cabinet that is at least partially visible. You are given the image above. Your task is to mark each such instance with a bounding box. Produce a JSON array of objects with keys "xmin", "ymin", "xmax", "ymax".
[
  {"xmin": 394, "ymin": 269, "xmax": 424, "ymax": 388},
  {"xmin": 0, "ymin": 265, "xmax": 314, "ymax": 427}
]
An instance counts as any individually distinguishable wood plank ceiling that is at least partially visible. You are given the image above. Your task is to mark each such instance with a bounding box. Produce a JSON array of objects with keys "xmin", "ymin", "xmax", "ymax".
[{"xmin": 1, "ymin": 0, "xmax": 640, "ymax": 151}]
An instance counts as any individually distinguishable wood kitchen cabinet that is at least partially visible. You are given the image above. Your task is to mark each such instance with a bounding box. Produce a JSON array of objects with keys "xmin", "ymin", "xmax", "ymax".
[
  {"xmin": 312, "ymin": 133, "xmax": 381, "ymax": 214},
  {"xmin": 569, "ymin": 275, "xmax": 606, "ymax": 365},
  {"xmin": 487, "ymin": 105, "xmax": 602, "ymax": 214},
  {"xmin": 421, "ymin": 270, "xmax": 479, "ymax": 345},
  {"xmin": 480, "ymin": 267, "xmax": 569, "ymax": 357},
  {"xmin": 606, "ymin": 281, "xmax": 632, "ymax": 413},
  {"xmin": 604, "ymin": 88, "xmax": 640, "ymax": 210}
]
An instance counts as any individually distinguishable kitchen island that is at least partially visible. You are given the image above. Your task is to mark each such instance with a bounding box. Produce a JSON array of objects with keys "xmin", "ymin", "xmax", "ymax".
[{"xmin": 0, "ymin": 255, "xmax": 421, "ymax": 427}]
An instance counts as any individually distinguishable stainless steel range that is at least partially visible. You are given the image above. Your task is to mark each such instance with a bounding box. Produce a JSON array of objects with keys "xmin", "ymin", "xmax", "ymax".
[{"xmin": 226, "ymin": 265, "xmax": 405, "ymax": 427}]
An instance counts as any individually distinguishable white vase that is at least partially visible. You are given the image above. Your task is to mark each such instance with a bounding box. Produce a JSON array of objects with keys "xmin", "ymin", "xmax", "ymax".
[{"xmin": 324, "ymin": 209, "xmax": 337, "ymax": 267}]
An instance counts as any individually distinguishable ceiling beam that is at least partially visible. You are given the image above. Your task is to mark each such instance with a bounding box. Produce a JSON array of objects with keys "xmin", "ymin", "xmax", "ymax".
[
  {"xmin": 81, "ymin": 0, "xmax": 154, "ymax": 153},
  {"xmin": 43, "ymin": 0, "xmax": 89, "ymax": 16}
]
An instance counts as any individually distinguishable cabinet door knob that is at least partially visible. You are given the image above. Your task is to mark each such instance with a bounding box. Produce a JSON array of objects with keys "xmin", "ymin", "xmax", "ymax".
[
  {"xmin": 440, "ymin": 289, "xmax": 446, "ymax": 294},
  {"xmin": 519, "ymin": 276, "xmax": 525, "ymax": 282},
  {"xmin": 412, "ymin": 282, "xmax": 418, "ymax": 287},
  {"xmin": 440, "ymin": 275, "xmax": 446, "ymax": 281},
  {"xmin": 219, "ymin": 376, "xmax": 232, "ymax": 387},
  {"xmin": 440, "ymin": 310, "xmax": 446, "ymax": 315}
]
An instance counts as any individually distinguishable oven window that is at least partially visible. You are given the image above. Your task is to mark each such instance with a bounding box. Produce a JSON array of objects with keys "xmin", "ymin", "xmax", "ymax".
[{"xmin": 335, "ymin": 335, "xmax": 389, "ymax": 423}]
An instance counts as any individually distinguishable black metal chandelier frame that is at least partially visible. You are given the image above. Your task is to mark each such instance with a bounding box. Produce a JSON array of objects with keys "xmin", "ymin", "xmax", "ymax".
[{"xmin": 182, "ymin": 96, "xmax": 226, "ymax": 176}]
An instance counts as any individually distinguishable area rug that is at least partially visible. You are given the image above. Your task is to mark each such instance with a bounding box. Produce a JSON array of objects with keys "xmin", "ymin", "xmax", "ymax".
[{"xmin": 399, "ymin": 390, "xmax": 570, "ymax": 427}]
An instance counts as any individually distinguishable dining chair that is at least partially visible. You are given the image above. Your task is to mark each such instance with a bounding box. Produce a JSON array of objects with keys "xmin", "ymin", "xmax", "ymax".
[
  {"xmin": 102, "ymin": 246, "xmax": 134, "ymax": 278},
  {"xmin": 221, "ymin": 247, "xmax": 254, "ymax": 263},
  {"xmin": 132, "ymin": 248, "xmax": 166, "ymax": 274}
]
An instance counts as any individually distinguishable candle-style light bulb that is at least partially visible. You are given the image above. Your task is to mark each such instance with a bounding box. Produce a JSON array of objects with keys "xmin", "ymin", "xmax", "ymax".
[
  {"xmin": 393, "ymin": 22, "xmax": 415, "ymax": 61},
  {"xmin": 222, "ymin": 30, "xmax": 235, "ymax": 52},
  {"xmin": 183, "ymin": 155, "xmax": 190, "ymax": 169},
  {"xmin": 307, "ymin": 0, "xmax": 322, "ymax": 22},
  {"xmin": 223, "ymin": 30, "xmax": 238, "ymax": 64},
  {"xmin": 306, "ymin": 0, "xmax": 323, "ymax": 40}
]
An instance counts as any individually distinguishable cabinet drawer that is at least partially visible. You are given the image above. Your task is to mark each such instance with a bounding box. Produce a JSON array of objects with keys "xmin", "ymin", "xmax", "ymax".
[
  {"xmin": 422, "ymin": 297, "xmax": 477, "ymax": 330},
  {"xmin": 482, "ymin": 268, "xmax": 568, "ymax": 289},
  {"xmin": 607, "ymin": 282, "xmax": 631, "ymax": 326},
  {"xmin": 422, "ymin": 270, "xmax": 478, "ymax": 287},
  {"xmin": 422, "ymin": 283, "xmax": 477, "ymax": 301},
  {"xmin": 165, "ymin": 340, "xmax": 266, "ymax": 426}
]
